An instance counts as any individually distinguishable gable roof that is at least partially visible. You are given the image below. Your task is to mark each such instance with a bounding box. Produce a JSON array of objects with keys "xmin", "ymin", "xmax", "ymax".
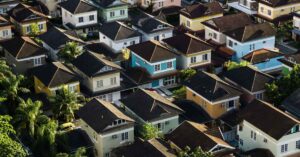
[
  {"xmin": 225, "ymin": 23, "xmax": 275, "ymax": 42},
  {"xmin": 242, "ymin": 49, "xmax": 284, "ymax": 64},
  {"xmin": 127, "ymin": 40, "xmax": 176, "ymax": 63},
  {"xmin": 240, "ymin": 99, "xmax": 300, "ymax": 140},
  {"xmin": 83, "ymin": 43, "xmax": 122, "ymax": 61},
  {"xmin": 72, "ymin": 52, "xmax": 121, "ymax": 77},
  {"xmin": 162, "ymin": 33, "xmax": 212, "ymax": 55},
  {"xmin": 166, "ymin": 121, "xmax": 231, "ymax": 151},
  {"xmin": 202, "ymin": 13, "xmax": 253, "ymax": 33},
  {"xmin": 258, "ymin": 0, "xmax": 300, "ymax": 7},
  {"xmin": 7, "ymin": 3, "xmax": 46, "ymax": 22},
  {"xmin": 180, "ymin": 1, "xmax": 223, "ymax": 19},
  {"xmin": 77, "ymin": 98, "xmax": 134, "ymax": 133},
  {"xmin": 185, "ymin": 71, "xmax": 242, "ymax": 103},
  {"xmin": 0, "ymin": 15, "xmax": 12, "ymax": 27},
  {"xmin": 222, "ymin": 66, "xmax": 274, "ymax": 93},
  {"xmin": 59, "ymin": 0, "xmax": 96, "ymax": 14},
  {"xmin": 99, "ymin": 21, "xmax": 141, "ymax": 41},
  {"xmin": 282, "ymin": 88, "xmax": 300, "ymax": 120},
  {"xmin": 95, "ymin": 0, "xmax": 127, "ymax": 8},
  {"xmin": 1, "ymin": 37, "xmax": 46, "ymax": 59},
  {"xmin": 32, "ymin": 62, "xmax": 79, "ymax": 88},
  {"xmin": 120, "ymin": 88, "xmax": 182, "ymax": 122}
]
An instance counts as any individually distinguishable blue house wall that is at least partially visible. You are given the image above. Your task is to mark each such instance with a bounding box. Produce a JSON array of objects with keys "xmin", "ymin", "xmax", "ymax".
[{"xmin": 253, "ymin": 56, "xmax": 284, "ymax": 72}]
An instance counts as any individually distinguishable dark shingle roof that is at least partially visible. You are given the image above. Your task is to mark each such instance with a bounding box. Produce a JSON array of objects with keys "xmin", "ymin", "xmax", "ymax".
[
  {"xmin": 7, "ymin": 3, "xmax": 46, "ymax": 22},
  {"xmin": 242, "ymin": 49, "xmax": 284, "ymax": 64},
  {"xmin": 59, "ymin": 0, "xmax": 96, "ymax": 14},
  {"xmin": 240, "ymin": 99, "xmax": 300, "ymax": 140},
  {"xmin": 77, "ymin": 98, "xmax": 134, "ymax": 133},
  {"xmin": 282, "ymin": 88, "xmax": 300, "ymax": 120},
  {"xmin": 127, "ymin": 40, "xmax": 176, "ymax": 63},
  {"xmin": 1, "ymin": 37, "xmax": 46, "ymax": 59},
  {"xmin": 72, "ymin": 52, "xmax": 121, "ymax": 77},
  {"xmin": 180, "ymin": 1, "xmax": 223, "ymax": 19},
  {"xmin": 99, "ymin": 21, "xmax": 140, "ymax": 41},
  {"xmin": 185, "ymin": 71, "xmax": 242, "ymax": 103},
  {"xmin": 84, "ymin": 43, "xmax": 122, "ymax": 61},
  {"xmin": 121, "ymin": 88, "xmax": 182, "ymax": 122},
  {"xmin": 163, "ymin": 33, "xmax": 212, "ymax": 55},
  {"xmin": 259, "ymin": 0, "xmax": 300, "ymax": 7},
  {"xmin": 32, "ymin": 62, "xmax": 79, "ymax": 88},
  {"xmin": 0, "ymin": 15, "xmax": 12, "ymax": 27},
  {"xmin": 225, "ymin": 23, "xmax": 275, "ymax": 42},
  {"xmin": 222, "ymin": 66, "xmax": 274, "ymax": 93},
  {"xmin": 278, "ymin": 53, "xmax": 300, "ymax": 68},
  {"xmin": 243, "ymin": 148, "xmax": 274, "ymax": 157}
]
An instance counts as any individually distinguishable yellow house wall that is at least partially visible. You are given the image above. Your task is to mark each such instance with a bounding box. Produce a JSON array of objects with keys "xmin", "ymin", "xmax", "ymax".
[
  {"xmin": 179, "ymin": 13, "xmax": 223, "ymax": 31},
  {"xmin": 21, "ymin": 21, "xmax": 47, "ymax": 35},
  {"xmin": 258, "ymin": 3, "xmax": 300, "ymax": 20}
]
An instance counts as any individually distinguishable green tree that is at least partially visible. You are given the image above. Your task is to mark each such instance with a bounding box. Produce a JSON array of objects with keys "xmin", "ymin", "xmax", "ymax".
[
  {"xmin": 173, "ymin": 86, "xmax": 186, "ymax": 99},
  {"xmin": 0, "ymin": 115, "xmax": 27, "ymax": 157},
  {"xmin": 13, "ymin": 99, "xmax": 43, "ymax": 138},
  {"xmin": 49, "ymin": 88, "xmax": 82, "ymax": 123},
  {"xmin": 139, "ymin": 123, "xmax": 161, "ymax": 140},
  {"xmin": 274, "ymin": 20, "xmax": 293, "ymax": 42},
  {"xmin": 224, "ymin": 61, "xmax": 252, "ymax": 71},
  {"xmin": 180, "ymin": 69, "xmax": 196, "ymax": 81},
  {"xmin": 29, "ymin": 23, "xmax": 41, "ymax": 37},
  {"xmin": 178, "ymin": 146, "xmax": 213, "ymax": 157},
  {"xmin": 58, "ymin": 42, "xmax": 82, "ymax": 62},
  {"xmin": 55, "ymin": 147, "xmax": 87, "ymax": 157}
]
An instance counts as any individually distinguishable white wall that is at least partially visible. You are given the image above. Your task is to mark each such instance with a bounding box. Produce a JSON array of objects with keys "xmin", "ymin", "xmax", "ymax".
[
  {"xmin": 132, "ymin": 26, "xmax": 173, "ymax": 42},
  {"xmin": 294, "ymin": 16, "xmax": 300, "ymax": 29},
  {"xmin": 99, "ymin": 32, "xmax": 140, "ymax": 52},
  {"xmin": 62, "ymin": 8, "xmax": 97, "ymax": 28},
  {"xmin": 204, "ymin": 26, "xmax": 226, "ymax": 44},
  {"xmin": 0, "ymin": 28, "xmax": 12, "ymax": 40}
]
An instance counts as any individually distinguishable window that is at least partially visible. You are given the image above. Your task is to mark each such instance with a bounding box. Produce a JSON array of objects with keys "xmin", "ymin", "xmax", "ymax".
[
  {"xmin": 264, "ymin": 138, "xmax": 268, "ymax": 143},
  {"xmin": 239, "ymin": 139, "xmax": 243, "ymax": 146},
  {"xmin": 228, "ymin": 40, "xmax": 233, "ymax": 47},
  {"xmin": 110, "ymin": 12, "xmax": 115, "ymax": 17},
  {"xmin": 165, "ymin": 121, "xmax": 169, "ymax": 125},
  {"xmin": 228, "ymin": 100, "xmax": 234, "ymax": 108},
  {"xmin": 155, "ymin": 64, "xmax": 160, "ymax": 71},
  {"xmin": 26, "ymin": 26, "xmax": 31, "ymax": 33},
  {"xmin": 158, "ymin": 2, "xmax": 164, "ymax": 7},
  {"xmin": 260, "ymin": 7, "xmax": 264, "ymax": 12},
  {"xmin": 124, "ymin": 42, "xmax": 127, "ymax": 46},
  {"xmin": 167, "ymin": 62, "xmax": 173, "ymax": 68},
  {"xmin": 163, "ymin": 76, "xmax": 176, "ymax": 86},
  {"xmin": 263, "ymin": 41, "xmax": 266, "ymax": 44},
  {"xmin": 296, "ymin": 140, "xmax": 300, "ymax": 149},
  {"xmin": 239, "ymin": 125, "xmax": 243, "ymax": 131},
  {"xmin": 154, "ymin": 35, "xmax": 159, "ymax": 41},
  {"xmin": 121, "ymin": 132, "xmax": 128, "ymax": 141},
  {"xmin": 2, "ymin": 30, "xmax": 8, "ymax": 37},
  {"xmin": 89, "ymin": 15, "xmax": 94, "ymax": 21},
  {"xmin": 120, "ymin": 10, "xmax": 125, "ymax": 15},
  {"xmin": 281, "ymin": 144, "xmax": 288, "ymax": 153},
  {"xmin": 78, "ymin": 17, "xmax": 84, "ymax": 23},
  {"xmin": 202, "ymin": 54, "xmax": 208, "ymax": 61},
  {"xmin": 213, "ymin": 33, "xmax": 217, "ymax": 39},
  {"xmin": 268, "ymin": 10, "xmax": 271, "ymax": 16},
  {"xmin": 130, "ymin": 40, "xmax": 135, "ymax": 45},
  {"xmin": 255, "ymin": 93, "xmax": 263, "ymax": 100},
  {"xmin": 33, "ymin": 57, "xmax": 42, "ymax": 66},
  {"xmin": 251, "ymin": 131, "xmax": 256, "ymax": 140},
  {"xmin": 97, "ymin": 80, "xmax": 103, "ymax": 88},
  {"xmin": 250, "ymin": 44, "xmax": 255, "ymax": 51},
  {"xmin": 186, "ymin": 20, "xmax": 190, "ymax": 27},
  {"xmin": 38, "ymin": 24, "xmax": 43, "ymax": 30},
  {"xmin": 112, "ymin": 135, "xmax": 118, "ymax": 139},
  {"xmin": 171, "ymin": 0, "xmax": 174, "ymax": 2},
  {"xmin": 98, "ymin": 94, "xmax": 106, "ymax": 101},
  {"xmin": 156, "ymin": 123, "xmax": 164, "ymax": 131},
  {"xmin": 69, "ymin": 85, "xmax": 76, "ymax": 92},
  {"xmin": 105, "ymin": 153, "xmax": 110, "ymax": 157},
  {"xmin": 110, "ymin": 77, "xmax": 117, "ymax": 85},
  {"xmin": 191, "ymin": 56, "xmax": 196, "ymax": 63}
]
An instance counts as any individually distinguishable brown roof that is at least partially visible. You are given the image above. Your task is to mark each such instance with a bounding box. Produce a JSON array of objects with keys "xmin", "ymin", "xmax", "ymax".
[
  {"xmin": 258, "ymin": 0, "xmax": 300, "ymax": 7},
  {"xmin": 0, "ymin": 15, "xmax": 12, "ymax": 27},
  {"xmin": 180, "ymin": 1, "xmax": 223, "ymax": 19},
  {"xmin": 7, "ymin": 3, "xmax": 47, "ymax": 23},
  {"xmin": 242, "ymin": 49, "xmax": 284, "ymax": 64}
]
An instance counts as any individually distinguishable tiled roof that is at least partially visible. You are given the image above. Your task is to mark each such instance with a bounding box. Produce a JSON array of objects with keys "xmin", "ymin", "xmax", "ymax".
[
  {"xmin": 59, "ymin": 0, "xmax": 96, "ymax": 14},
  {"xmin": 242, "ymin": 49, "xmax": 284, "ymax": 64},
  {"xmin": 180, "ymin": 1, "xmax": 223, "ymax": 19},
  {"xmin": 7, "ymin": 3, "xmax": 46, "ymax": 22}
]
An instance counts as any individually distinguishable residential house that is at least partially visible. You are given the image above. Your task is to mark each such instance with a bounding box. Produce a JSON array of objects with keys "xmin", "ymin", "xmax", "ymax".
[
  {"xmin": 292, "ymin": 11, "xmax": 300, "ymax": 41},
  {"xmin": 257, "ymin": 0, "xmax": 300, "ymax": 24},
  {"xmin": 93, "ymin": 0, "xmax": 128, "ymax": 22},
  {"xmin": 120, "ymin": 88, "xmax": 182, "ymax": 134},
  {"xmin": 140, "ymin": 0, "xmax": 181, "ymax": 12},
  {"xmin": 185, "ymin": 71, "xmax": 242, "ymax": 119},
  {"xmin": 99, "ymin": 21, "xmax": 141, "ymax": 52},
  {"xmin": 0, "ymin": 0, "xmax": 19, "ymax": 14},
  {"xmin": 179, "ymin": 1, "xmax": 223, "ymax": 32},
  {"xmin": 218, "ymin": 110, "xmax": 239, "ymax": 144},
  {"xmin": 228, "ymin": 0, "xmax": 258, "ymax": 15},
  {"xmin": 127, "ymin": 40, "xmax": 177, "ymax": 88},
  {"xmin": 203, "ymin": 13, "xmax": 253, "ymax": 45},
  {"xmin": 225, "ymin": 23, "xmax": 276, "ymax": 61},
  {"xmin": 38, "ymin": 24, "xmax": 83, "ymax": 60},
  {"xmin": 129, "ymin": 10, "xmax": 173, "ymax": 42},
  {"xmin": 222, "ymin": 66, "xmax": 274, "ymax": 104},
  {"xmin": 162, "ymin": 33, "xmax": 213, "ymax": 70},
  {"xmin": 77, "ymin": 98, "xmax": 135, "ymax": 157},
  {"xmin": 37, "ymin": 0, "xmax": 63, "ymax": 17},
  {"xmin": 1, "ymin": 37, "xmax": 47, "ymax": 74},
  {"xmin": 112, "ymin": 138, "xmax": 176, "ymax": 157},
  {"xmin": 282, "ymin": 88, "xmax": 300, "ymax": 120},
  {"xmin": 0, "ymin": 15, "xmax": 13, "ymax": 40},
  {"xmin": 166, "ymin": 121, "xmax": 235, "ymax": 156},
  {"xmin": 71, "ymin": 51, "xmax": 122, "ymax": 102},
  {"xmin": 7, "ymin": 3, "xmax": 47, "ymax": 35},
  {"xmin": 241, "ymin": 49, "xmax": 284, "ymax": 73},
  {"xmin": 278, "ymin": 53, "xmax": 300, "ymax": 75},
  {"xmin": 60, "ymin": 0, "xmax": 98, "ymax": 34},
  {"xmin": 238, "ymin": 99, "xmax": 300, "ymax": 157},
  {"xmin": 33, "ymin": 62, "xmax": 80, "ymax": 96}
]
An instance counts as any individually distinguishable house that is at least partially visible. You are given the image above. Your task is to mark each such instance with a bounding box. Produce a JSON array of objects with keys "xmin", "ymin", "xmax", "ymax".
[
  {"xmin": 228, "ymin": 0, "xmax": 258, "ymax": 15},
  {"xmin": 241, "ymin": 49, "xmax": 284, "ymax": 73},
  {"xmin": 140, "ymin": 0, "xmax": 181, "ymax": 12},
  {"xmin": 166, "ymin": 121, "xmax": 235, "ymax": 156},
  {"xmin": 184, "ymin": 71, "xmax": 242, "ymax": 119},
  {"xmin": 1, "ymin": 37, "xmax": 47, "ymax": 74},
  {"xmin": 99, "ymin": 21, "xmax": 141, "ymax": 52},
  {"xmin": 60, "ymin": 0, "xmax": 98, "ymax": 35},
  {"xmin": 179, "ymin": 1, "xmax": 223, "ymax": 32},
  {"xmin": 77, "ymin": 98, "xmax": 135, "ymax": 157},
  {"xmin": 129, "ymin": 10, "xmax": 173, "ymax": 42},
  {"xmin": 93, "ymin": 0, "xmax": 128, "ymax": 22},
  {"xmin": 33, "ymin": 62, "xmax": 80, "ymax": 96},
  {"xmin": 203, "ymin": 13, "xmax": 253, "ymax": 45},
  {"xmin": 112, "ymin": 138, "xmax": 176, "ymax": 157},
  {"xmin": 0, "ymin": 0, "xmax": 19, "ymax": 14},
  {"xmin": 71, "ymin": 51, "xmax": 122, "ymax": 102},
  {"xmin": 282, "ymin": 88, "xmax": 300, "ymax": 120},
  {"xmin": 225, "ymin": 23, "xmax": 276, "ymax": 61},
  {"xmin": 162, "ymin": 33, "xmax": 213, "ymax": 70},
  {"xmin": 38, "ymin": 24, "xmax": 83, "ymax": 60},
  {"xmin": 218, "ymin": 110, "xmax": 239, "ymax": 144},
  {"xmin": 256, "ymin": 0, "xmax": 300, "ymax": 24},
  {"xmin": 278, "ymin": 53, "xmax": 300, "ymax": 75},
  {"xmin": 7, "ymin": 3, "xmax": 47, "ymax": 35},
  {"xmin": 0, "ymin": 15, "xmax": 13, "ymax": 40},
  {"xmin": 292, "ymin": 11, "xmax": 300, "ymax": 41},
  {"xmin": 127, "ymin": 40, "xmax": 178, "ymax": 88},
  {"xmin": 37, "ymin": 0, "xmax": 63, "ymax": 18},
  {"xmin": 222, "ymin": 66, "xmax": 274, "ymax": 104},
  {"xmin": 238, "ymin": 99, "xmax": 300, "ymax": 157},
  {"xmin": 120, "ymin": 88, "xmax": 182, "ymax": 134}
]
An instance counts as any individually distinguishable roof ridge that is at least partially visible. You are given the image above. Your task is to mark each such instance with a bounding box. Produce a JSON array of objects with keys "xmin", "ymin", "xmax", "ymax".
[
  {"xmin": 15, "ymin": 39, "xmax": 26, "ymax": 59},
  {"xmin": 74, "ymin": 0, "xmax": 82, "ymax": 14},
  {"xmin": 114, "ymin": 24, "xmax": 122, "ymax": 40},
  {"xmin": 149, "ymin": 41, "xmax": 158, "ymax": 62},
  {"xmin": 47, "ymin": 64, "xmax": 60, "ymax": 87}
]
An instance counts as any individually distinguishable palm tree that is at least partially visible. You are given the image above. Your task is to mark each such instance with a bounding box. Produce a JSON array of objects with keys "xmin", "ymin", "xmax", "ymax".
[
  {"xmin": 49, "ymin": 88, "xmax": 82, "ymax": 123},
  {"xmin": 13, "ymin": 99, "xmax": 43, "ymax": 137},
  {"xmin": 57, "ymin": 42, "xmax": 82, "ymax": 62}
]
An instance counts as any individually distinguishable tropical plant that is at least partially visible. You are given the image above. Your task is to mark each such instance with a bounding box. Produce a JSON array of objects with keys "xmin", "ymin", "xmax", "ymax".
[
  {"xmin": 29, "ymin": 23, "xmax": 41, "ymax": 37},
  {"xmin": 58, "ymin": 42, "xmax": 82, "ymax": 62},
  {"xmin": 178, "ymin": 146, "xmax": 213, "ymax": 157},
  {"xmin": 274, "ymin": 20, "xmax": 293, "ymax": 42},
  {"xmin": 224, "ymin": 61, "xmax": 252, "ymax": 71},
  {"xmin": 55, "ymin": 147, "xmax": 87, "ymax": 157},
  {"xmin": 173, "ymin": 86, "xmax": 186, "ymax": 99},
  {"xmin": 139, "ymin": 123, "xmax": 162, "ymax": 140},
  {"xmin": 179, "ymin": 69, "xmax": 196, "ymax": 81}
]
